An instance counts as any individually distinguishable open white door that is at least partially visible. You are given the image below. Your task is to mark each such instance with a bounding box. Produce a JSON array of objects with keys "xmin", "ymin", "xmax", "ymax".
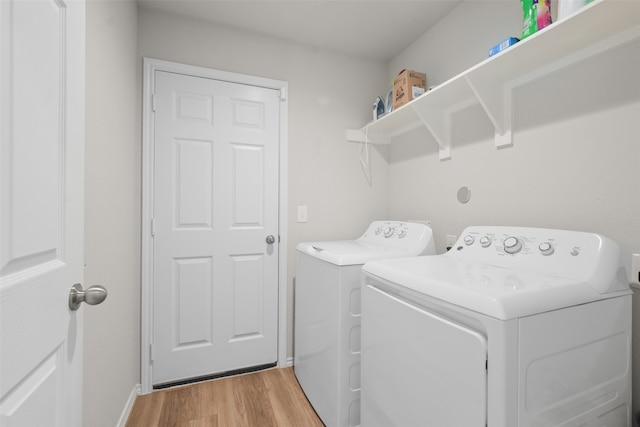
[{"xmin": 1, "ymin": 0, "xmax": 87, "ymax": 425}]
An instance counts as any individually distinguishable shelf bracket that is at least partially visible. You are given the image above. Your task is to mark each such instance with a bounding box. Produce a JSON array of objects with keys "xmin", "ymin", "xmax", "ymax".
[
  {"xmin": 345, "ymin": 128, "xmax": 391, "ymax": 145},
  {"xmin": 411, "ymin": 103, "xmax": 451, "ymax": 160},
  {"xmin": 465, "ymin": 74, "xmax": 514, "ymax": 149}
]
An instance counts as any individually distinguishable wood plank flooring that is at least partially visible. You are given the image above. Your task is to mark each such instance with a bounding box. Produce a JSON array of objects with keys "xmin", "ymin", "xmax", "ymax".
[{"xmin": 125, "ymin": 367, "xmax": 324, "ymax": 427}]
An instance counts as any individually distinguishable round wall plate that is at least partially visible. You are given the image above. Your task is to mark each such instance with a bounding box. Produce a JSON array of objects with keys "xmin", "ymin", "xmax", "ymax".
[{"xmin": 457, "ymin": 186, "xmax": 471, "ymax": 203}]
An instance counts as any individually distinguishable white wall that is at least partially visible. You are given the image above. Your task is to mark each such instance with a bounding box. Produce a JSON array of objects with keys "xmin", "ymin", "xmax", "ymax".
[
  {"xmin": 85, "ymin": 1, "xmax": 140, "ymax": 425},
  {"xmin": 387, "ymin": 0, "xmax": 640, "ymax": 418},
  {"xmin": 137, "ymin": 7, "xmax": 390, "ymax": 360}
]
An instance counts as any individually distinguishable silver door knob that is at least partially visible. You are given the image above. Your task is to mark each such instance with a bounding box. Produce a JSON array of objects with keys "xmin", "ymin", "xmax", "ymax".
[
  {"xmin": 69, "ymin": 283, "xmax": 108, "ymax": 311},
  {"xmin": 266, "ymin": 235, "xmax": 276, "ymax": 244}
]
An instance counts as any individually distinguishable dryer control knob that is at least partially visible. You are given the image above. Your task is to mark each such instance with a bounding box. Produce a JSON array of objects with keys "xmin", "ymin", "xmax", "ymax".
[
  {"xmin": 479, "ymin": 236, "xmax": 492, "ymax": 248},
  {"xmin": 538, "ymin": 242, "xmax": 554, "ymax": 256},
  {"xmin": 463, "ymin": 235, "xmax": 475, "ymax": 246},
  {"xmin": 397, "ymin": 228, "xmax": 407, "ymax": 238},
  {"xmin": 384, "ymin": 227, "xmax": 395, "ymax": 238},
  {"xmin": 504, "ymin": 237, "xmax": 523, "ymax": 254}
]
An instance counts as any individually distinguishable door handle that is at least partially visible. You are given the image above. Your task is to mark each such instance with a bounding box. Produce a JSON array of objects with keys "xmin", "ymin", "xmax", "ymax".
[
  {"xmin": 69, "ymin": 283, "xmax": 108, "ymax": 311},
  {"xmin": 266, "ymin": 235, "xmax": 276, "ymax": 244}
]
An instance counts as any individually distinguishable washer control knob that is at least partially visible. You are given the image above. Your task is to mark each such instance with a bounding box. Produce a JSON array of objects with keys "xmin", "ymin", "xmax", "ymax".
[
  {"xmin": 503, "ymin": 237, "xmax": 523, "ymax": 254},
  {"xmin": 397, "ymin": 228, "xmax": 407, "ymax": 238},
  {"xmin": 479, "ymin": 236, "xmax": 492, "ymax": 248},
  {"xmin": 538, "ymin": 242, "xmax": 554, "ymax": 256},
  {"xmin": 383, "ymin": 227, "xmax": 395, "ymax": 238},
  {"xmin": 375, "ymin": 227, "xmax": 382, "ymax": 235},
  {"xmin": 463, "ymin": 235, "xmax": 475, "ymax": 246}
]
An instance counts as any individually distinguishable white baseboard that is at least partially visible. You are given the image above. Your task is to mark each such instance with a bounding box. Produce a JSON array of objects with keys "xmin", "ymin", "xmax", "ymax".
[
  {"xmin": 116, "ymin": 383, "xmax": 140, "ymax": 427},
  {"xmin": 278, "ymin": 356, "xmax": 294, "ymax": 368}
]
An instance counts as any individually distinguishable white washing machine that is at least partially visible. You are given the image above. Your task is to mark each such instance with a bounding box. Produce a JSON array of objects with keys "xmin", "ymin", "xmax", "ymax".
[
  {"xmin": 361, "ymin": 226, "xmax": 632, "ymax": 427},
  {"xmin": 294, "ymin": 221, "xmax": 436, "ymax": 427}
]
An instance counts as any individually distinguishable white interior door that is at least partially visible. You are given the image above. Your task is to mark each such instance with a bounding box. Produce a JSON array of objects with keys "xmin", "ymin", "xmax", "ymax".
[
  {"xmin": 0, "ymin": 0, "xmax": 85, "ymax": 425},
  {"xmin": 152, "ymin": 71, "xmax": 280, "ymax": 386}
]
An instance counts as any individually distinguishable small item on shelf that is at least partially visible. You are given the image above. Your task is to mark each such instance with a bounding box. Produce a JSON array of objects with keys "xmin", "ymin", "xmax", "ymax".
[
  {"xmin": 373, "ymin": 96, "xmax": 385, "ymax": 120},
  {"xmin": 537, "ymin": 0, "xmax": 553, "ymax": 29},
  {"xmin": 557, "ymin": 0, "xmax": 586, "ymax": 20},
  {"xmin": 488, "ymin": 37, "xmax": 519, "ymax": 57},
  {"xmin": 393, "ymin": 69, "xmax": 427, "ymax": 110},
  {"xmin": 521, "ymin": 0, "xmax": 552, "ymax": 40},
  {"xmin": 385, "ymin": 89, "xmax": 393, "ymax": 114}
]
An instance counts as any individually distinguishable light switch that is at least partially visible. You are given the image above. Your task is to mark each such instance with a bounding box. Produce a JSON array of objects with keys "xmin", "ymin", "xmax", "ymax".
[{"xmin": 297, "ymin": 205, "xmax": 308, "ymax": 223}]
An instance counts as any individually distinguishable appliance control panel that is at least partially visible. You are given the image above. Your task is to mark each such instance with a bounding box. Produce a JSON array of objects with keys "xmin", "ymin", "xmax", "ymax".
[
  {"xmin": 359, "ymin": 221, "xmax": 434, "ymax": 250},
  {"xmin": 449, "ymin": 226, "xmax": 623, "ymax": 284}
]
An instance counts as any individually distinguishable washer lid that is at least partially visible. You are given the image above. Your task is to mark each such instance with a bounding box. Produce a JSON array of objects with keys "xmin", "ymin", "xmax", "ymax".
[
  {"xmin": 362, "ymin": 256, "xmax": 632, "ymax": 320},
  {"xmin": 297, "ymin": 240, "xmax": 416, "ymax": 266}
]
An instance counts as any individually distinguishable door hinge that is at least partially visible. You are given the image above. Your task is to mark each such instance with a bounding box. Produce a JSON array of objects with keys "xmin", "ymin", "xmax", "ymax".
[
  {"xmin": 151, "ymin": 218, "xmax": 156, "ymax": 236},
  {"xmin": 152, "ymin": 93, "xmax": 157, "ymax": 112},
  {"xmin": 150, "ymin": 343, "xmax": 154, "ymax": 362}
]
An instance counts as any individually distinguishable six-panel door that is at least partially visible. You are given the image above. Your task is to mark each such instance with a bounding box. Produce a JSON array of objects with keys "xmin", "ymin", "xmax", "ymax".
[{"xmin": 152, "ymin": 71, "xmax": 280, "ymax": 385}]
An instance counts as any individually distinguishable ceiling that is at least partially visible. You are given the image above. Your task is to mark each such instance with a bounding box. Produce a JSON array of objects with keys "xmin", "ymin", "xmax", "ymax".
[{"xmin": 137, "ymin": 0, "xmax": 463, "ymax": 61}]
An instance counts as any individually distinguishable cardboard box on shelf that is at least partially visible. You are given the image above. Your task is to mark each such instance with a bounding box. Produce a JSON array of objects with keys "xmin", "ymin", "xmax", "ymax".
[{"xmin": 393, "ymin": 70, "xmax": 427, "ymax": 110}]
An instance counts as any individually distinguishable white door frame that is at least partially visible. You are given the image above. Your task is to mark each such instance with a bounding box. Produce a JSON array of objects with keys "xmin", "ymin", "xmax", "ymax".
[{"xmin": 140, "ymin": 58, "xmax": 288, "ymax": 393}]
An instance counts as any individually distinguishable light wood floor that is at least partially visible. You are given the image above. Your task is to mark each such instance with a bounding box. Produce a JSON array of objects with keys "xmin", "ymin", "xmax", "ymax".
[{"xmin": 125, "ymin": 367, "xmax": 324, "ymax": 427}]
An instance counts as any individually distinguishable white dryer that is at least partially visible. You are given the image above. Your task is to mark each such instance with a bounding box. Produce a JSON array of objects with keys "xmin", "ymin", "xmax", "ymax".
[
  {"xmin": 294, "ymin": 221, "xmax": 436, "ymax": 427},
  {"xmin": 361, "ymin": 226, "xmax": 632, "ymax": 427}
]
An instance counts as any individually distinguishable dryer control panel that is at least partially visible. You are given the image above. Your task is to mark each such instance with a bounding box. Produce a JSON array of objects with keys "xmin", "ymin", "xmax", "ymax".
[{"xmin": 449, "ymin": 226, "xmax": 627, "ymax": 294}]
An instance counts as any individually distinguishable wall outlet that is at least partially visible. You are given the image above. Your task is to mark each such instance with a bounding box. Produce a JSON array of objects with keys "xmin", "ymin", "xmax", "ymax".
[
  {"xmin": 631, "ymin": 253, "xmax": 640, "ymax": 287},
  {"xmin": 446, "ymin": 234, "xmax": 457, "ymax": 248},
  {"xmin": 297, "ymin": 205, "xmax": 308, "ymax": 223}
]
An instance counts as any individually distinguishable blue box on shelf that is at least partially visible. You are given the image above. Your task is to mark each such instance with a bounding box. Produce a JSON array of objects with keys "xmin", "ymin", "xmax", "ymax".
[{"xmin": 489, "ymin": 37, "xmax": 519, "ymax": 57}]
